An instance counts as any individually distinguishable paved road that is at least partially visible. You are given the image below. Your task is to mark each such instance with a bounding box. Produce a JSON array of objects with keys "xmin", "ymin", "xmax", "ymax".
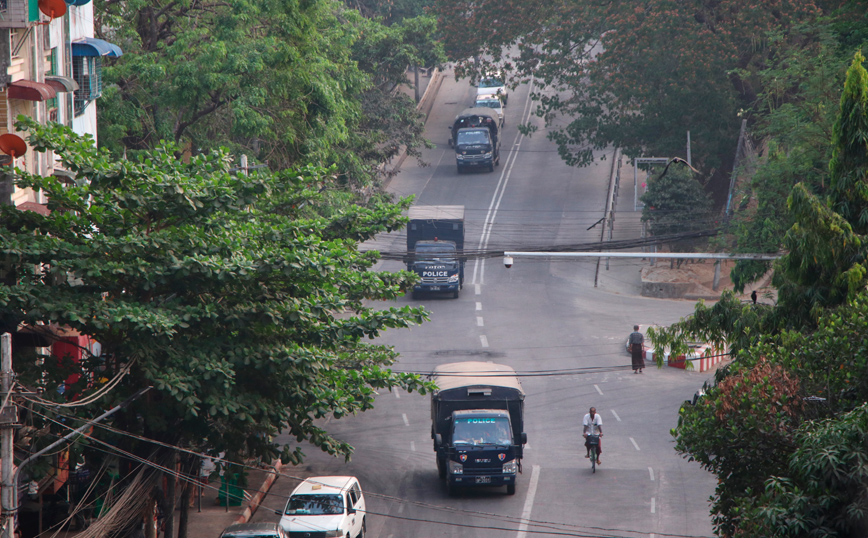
[{"xmin": 253, "ymin": 68, "xmax": 717, "ymax": 538}]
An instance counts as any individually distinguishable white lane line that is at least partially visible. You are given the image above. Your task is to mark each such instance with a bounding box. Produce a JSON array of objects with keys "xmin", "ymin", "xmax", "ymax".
[
  {"xmin": 476, "ymin": 302, "xmax": 482, "ymax": 311},
  {"xmin": 516, "ymin": 465, "xmax": 540, "ymax": 538},
  {"xmin": 475, "ymin": 284, "xmax": 481, "ymax": 295},
  {"xmin": 471, "ymin": 76, "xmax": 537, "ymax": 286},
  {"xmin": 477, "ymin": 316, "xmax": 484, "ymax": 327},
  {"xmin": 630, "ymin": 437, "xmax": 641, "ymax": 451},
  {"xmin": 395, "ymin": 391, "xmax": 400, "ymax": 399},
  {"xmin": 480, "ymin": 335, "xmax": 489, "ymax": 348},
  {"xmin": 611, "ymin": 409, "xmax": 621, "ymax": 422},
  {"xmin": 648, "ymin": 467, "xmax": 654, "ymax": 481},
  {"xmin": 650, "ymin": 497, "xmax": 656, "ymax": 513},
  {"xmin": 402, "ymin": 413, "xmax": 409, "ymax": 426},
  {"xmin": 410, "ymin": 441, "xmax": 416, "ymax": 452},
  {"xmin": 594, "ymin": 384, "xmax": 603, "ymax": 395},
  {"xmin": 398, "ymin": 503, "xmax": 405, "ymax": 514}
]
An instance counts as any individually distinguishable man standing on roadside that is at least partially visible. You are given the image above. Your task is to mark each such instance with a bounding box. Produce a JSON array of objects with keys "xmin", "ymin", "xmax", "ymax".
[{"xmin": 629, "ymin": 324, "xmax": 645, "ymax": 374}]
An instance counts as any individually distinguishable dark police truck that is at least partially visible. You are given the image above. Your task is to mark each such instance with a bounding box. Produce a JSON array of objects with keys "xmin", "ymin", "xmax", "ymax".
[
  {"xmin": 448, "ymin": 108, "xmax": 501, "ymax": 173},
  {"xmin": 431, "ymin": 362, "xmax": 527, "ymax": 495},
  {"xmin": 406, "ymin": 205, "xmax": 465, "ymax": 299}
]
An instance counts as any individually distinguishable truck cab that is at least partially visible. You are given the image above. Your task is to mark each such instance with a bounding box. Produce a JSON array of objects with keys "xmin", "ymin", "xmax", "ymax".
[{"xmin": 411, "ymin": 240, "xmax": 462, "ymax": 299}]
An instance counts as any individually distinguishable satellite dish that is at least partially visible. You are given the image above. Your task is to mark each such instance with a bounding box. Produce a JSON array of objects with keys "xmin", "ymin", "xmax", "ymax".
[
  {"xmin": 38, "ymin": 0, "xmax": 67, "ymax": 19},
  {"xmin": 0, "ymin": 134, "xmax": 27, "ymax": 158}
]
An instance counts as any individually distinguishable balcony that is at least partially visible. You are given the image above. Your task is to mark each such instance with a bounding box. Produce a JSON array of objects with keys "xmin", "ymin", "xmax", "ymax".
[{"xmin": 0, "ymin": 0, "xmax": 37, "ymax": 29}]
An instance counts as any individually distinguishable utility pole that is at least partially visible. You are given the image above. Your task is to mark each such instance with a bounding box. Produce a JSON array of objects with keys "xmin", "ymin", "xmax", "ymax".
[
  {"xmin": 1, "ymin": 333, "xmax": 17, "ymax": 538},
  {"xmin": 686, "ymin": 131, "xmax": 692, "ymax": 167}
]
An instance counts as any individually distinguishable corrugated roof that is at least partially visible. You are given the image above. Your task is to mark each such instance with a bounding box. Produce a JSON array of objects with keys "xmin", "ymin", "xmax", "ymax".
[{"xmin": 433, "ymin": 361, "xmax": 524, "ymax": 393}]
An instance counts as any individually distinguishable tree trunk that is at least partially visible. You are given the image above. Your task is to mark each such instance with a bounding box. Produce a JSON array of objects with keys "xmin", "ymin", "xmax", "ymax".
[{"xmin": 414, "ymin": 65, "xmax": 420, "ymax": 103}]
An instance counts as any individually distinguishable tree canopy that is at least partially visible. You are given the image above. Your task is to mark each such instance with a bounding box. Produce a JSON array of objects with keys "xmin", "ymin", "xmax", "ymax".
[
  {"xmin": 95, "ymin": 0, "xmax": 443, "ymax": 189},
  {"xmin": 1, "ymin": 118, "xmax": 432, "ymax": 469},
  {"xmin": 656, "ymin": 50, "xmax": 868, "ymax": 537}
]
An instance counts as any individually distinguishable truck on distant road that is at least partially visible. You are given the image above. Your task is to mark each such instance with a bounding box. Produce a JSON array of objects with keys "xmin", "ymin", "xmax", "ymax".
[
  {"xmin": 406, "ymin": 205, "xmax": 465, "ymax": 299},
  {"xmin": 448, "ymin": 108, "xmax": 501, "ymax": 173},
  {"xmin": 431, "ymin": 361, "xmax": 527, "ymax": 495}
]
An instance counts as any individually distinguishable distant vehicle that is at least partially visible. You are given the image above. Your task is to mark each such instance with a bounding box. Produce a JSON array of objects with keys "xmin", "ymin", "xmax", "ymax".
[
  {"xmin": 277, "ymin": 476, "xmax": 366, "ymax": 538},
  {"xmin": 431, "ymin": 361, "xmax": 527, "ymax": 496},
  {"xmin": 449, "ymin": 107, "xmax": 501, "ymax": 173},
  {"xmin": 477, "ymin": 72, "xmax": 508, "ymax": 105},
  {"xmin": 475, "ymin": 94, "xmax": 504, "ymax": 126},
  {"xmin": 220, "ymin": 523, "xmax": 287, "ymax": 538}
]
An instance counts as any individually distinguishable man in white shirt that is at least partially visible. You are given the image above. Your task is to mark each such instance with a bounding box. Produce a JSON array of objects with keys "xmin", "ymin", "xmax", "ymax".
[{"xmin": 583, "ymin": 407, "xmax": 603, "ymax": 464}]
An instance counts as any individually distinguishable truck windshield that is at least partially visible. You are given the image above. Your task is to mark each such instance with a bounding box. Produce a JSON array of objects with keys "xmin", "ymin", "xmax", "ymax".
[
  {"xmin": 416, "ymin": 244, "xmax": 456, "ymax": 260},
  {"xmin": 476, "ymin": 99, "xmax": 501, "ymax": 110},
  {"xmin": 479, "ymin": 77, "xmax": 503, "ymax": 89},
  {"xmin": 456, "ymin": 130, "xmax": 489, "ymax": 145},
  {"xmin": 453, "ymin": 416, "xmax": 512, "ymax": 445},
  {"xmin": 284, "ymin": 494, "xmax": 343, "ymax": 515}
]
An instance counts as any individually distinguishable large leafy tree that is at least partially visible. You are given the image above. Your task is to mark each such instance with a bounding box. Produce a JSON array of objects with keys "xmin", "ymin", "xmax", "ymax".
[
  {"xmin": 434, "ymin": 0, "xmax": 829, "ymax": 185},
  {"xmin": 0, "ymin": 118, "xmax": 432, "ymax": 472},
  {"xmin": 655, "ymin": 50, "xmax": 868, "ymax": 537},
  {"xmin": 95, "ymin": 0, "xmax": 440, "ymax": 188}
]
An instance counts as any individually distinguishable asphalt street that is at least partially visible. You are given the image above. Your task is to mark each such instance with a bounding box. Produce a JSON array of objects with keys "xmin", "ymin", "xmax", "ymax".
[{"xmin": 251, "ymin": 66, "xmax": 719, "ymax": 538}]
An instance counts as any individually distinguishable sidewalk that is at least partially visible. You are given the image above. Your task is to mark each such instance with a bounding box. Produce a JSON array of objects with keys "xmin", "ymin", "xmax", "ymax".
[{"xmin": 183, "ymin": 465, "xmax": 279, "ymax": 538}]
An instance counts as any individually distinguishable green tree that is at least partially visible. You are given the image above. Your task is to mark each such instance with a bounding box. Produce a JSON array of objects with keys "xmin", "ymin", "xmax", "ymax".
[
  {"xmin": 95, "ymin": 0, "xmax": 439, "ymax": 189},
  {"xmin": 0, "ymin": 118, "xmax": 432, "ymax": 474},
  {"xmin": 434, "ymin": 0, "xmax": 829, "ymax": 183},
  {"xmin": 640, "ymin": 164, "xmax": 715, "ymax": 256}
]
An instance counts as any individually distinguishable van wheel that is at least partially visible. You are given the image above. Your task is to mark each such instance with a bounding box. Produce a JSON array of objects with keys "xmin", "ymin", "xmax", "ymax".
[
  {"xmin": 437, "ymin": 456, "xmax": 446, "ymax": 479},
  {"xmin": 507, "ymin": 483, "xmax": 516, "ymax": 495},
  {"xmin": 447, "ymin": 482, "xmax": 459, "ymax": 497},
  {"xmin": 453, "ymin": 289, "xmax": 459, "ymax": 299},
  {"xmin": 457, "ymin": 165, "xmax": 463, "ymax": 174},
  {"xmin": 411, "ymin": 291, "xmax": 419, "ymax": 300},
  {"xmin": 488, "ymin": 163, "xmax": 495, "ymax": 172}
]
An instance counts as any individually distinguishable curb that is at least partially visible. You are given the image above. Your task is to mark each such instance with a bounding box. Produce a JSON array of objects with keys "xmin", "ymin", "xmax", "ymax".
[
  {"xmin": 382, "ymin": 67, "xmax": 445, "ymax": 189},
  {"xmin": 235, "ymin": 460, "xmax": 283, "ymax": 524}
]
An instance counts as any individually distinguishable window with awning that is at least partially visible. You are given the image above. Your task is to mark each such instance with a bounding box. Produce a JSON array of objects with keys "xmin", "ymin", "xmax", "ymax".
[{"xmin": 7, "ymin": 80, "xmax": 57, "ymax": 101}]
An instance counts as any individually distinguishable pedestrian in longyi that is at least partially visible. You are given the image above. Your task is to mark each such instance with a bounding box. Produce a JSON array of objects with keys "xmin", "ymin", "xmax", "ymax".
[{"xmin": 629, "ymin": 325, "xmax": 645, "ymax": 374}]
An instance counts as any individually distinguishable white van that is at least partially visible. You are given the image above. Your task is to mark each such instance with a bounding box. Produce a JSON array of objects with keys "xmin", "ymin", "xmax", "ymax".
[
  {"xmin": 475, "ymin": 94, "xmax": 504, "ymax": 126},
  {"xmin": 476, "ymin": 72, "xmax": 508, "ymax": 105},
  {"xmin": 277, "ymin": 476, "xmax": 366, "ymax": 538}
]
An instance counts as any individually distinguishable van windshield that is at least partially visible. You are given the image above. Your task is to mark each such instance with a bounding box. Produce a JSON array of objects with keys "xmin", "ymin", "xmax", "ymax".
[
  {"xmin": 453, "ymin": 416, "xmax": 512, "ymax": 445},
  {"xmin": 284, "ymin": 494, "xmax": 343, "ymax": 515},
  {"xmin": 456, "ymin": 130, "xmax": 490, "ymax": 145},
  {"xmin": 416, "ymin": 243, "xmax": 456, "ymax": 260}
]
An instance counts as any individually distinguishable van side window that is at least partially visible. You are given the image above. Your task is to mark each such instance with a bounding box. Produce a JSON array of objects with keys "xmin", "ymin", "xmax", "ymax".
[
  {"xmin": 346, "ymin": 493, "xmax": 353, "ymax": 511},
  {"xmin": 349, "ymin": 489, "xmax": 358, "ymax": 505},
  {"xmin": 352, "ymin": 483, "xmax": 361, "ymax": 500}
]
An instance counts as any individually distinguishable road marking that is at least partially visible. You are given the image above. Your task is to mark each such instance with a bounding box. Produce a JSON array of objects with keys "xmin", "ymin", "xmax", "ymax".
[
  {"xmin": 650, "ymin": 497, "xmax": 656, "ymax": 513},
  {"xmin": 410, "ymin": 441, "xmax": 416, "ymax": 452},
  {"xmin": 630, "ymin": 437, "xmax": 641, "ymax": 451},
  {"xmin": 471, "ymin": 76, "xmax": 537, "ymax": 286},
  {"xmin": 477, "ymin": 316, "xmax": 484, "ymax": 326},
  {"xmin": 594, "ymin": 384, "xmax": 603, "ymax": 395},
  {"xmin": 475, "ymin": 284, "xmax": 481, "ymax": 295},
  {"xmin": 476, "ymin": 302, "xmax": 482, "ymax": 311},
  {"xmin": 611, "ymin": 410, "xmax": 621, "ymax": 422},
  {"xmin": 395, "ymin": 391, "xmax": 400, "ymax": 399},
  {"xmin": 648, "ymin": 467, "xmax": 654, "ymax": 481},
  {"xmin": 516, "ymin": 465, "xmax": 540, "ymax": 538},
  {"xmin": 480, "ymin": 335, "xmax": 489, "ymax": 348},
  {"xmin": 398, "ymin": 503, "xmax": 405, "ymax": 514},
  {"xmin": 402, "ymin": 413, "xmax": 409, "ymax": 426}
]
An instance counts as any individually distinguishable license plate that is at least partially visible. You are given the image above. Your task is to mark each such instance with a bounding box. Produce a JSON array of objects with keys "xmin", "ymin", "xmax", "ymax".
[
  {"xmin": 429, "ymin": 286, "xmax": 440, "ymax": 291},
  {"xmin": 475, "ymin": 476, "xmax": 491, "ymax": 484}
]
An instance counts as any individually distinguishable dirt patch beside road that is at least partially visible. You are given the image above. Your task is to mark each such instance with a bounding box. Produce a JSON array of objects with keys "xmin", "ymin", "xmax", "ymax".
[{"xmin": 641, "ymin": 260, "xmax": 773, "ymax": 301}]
